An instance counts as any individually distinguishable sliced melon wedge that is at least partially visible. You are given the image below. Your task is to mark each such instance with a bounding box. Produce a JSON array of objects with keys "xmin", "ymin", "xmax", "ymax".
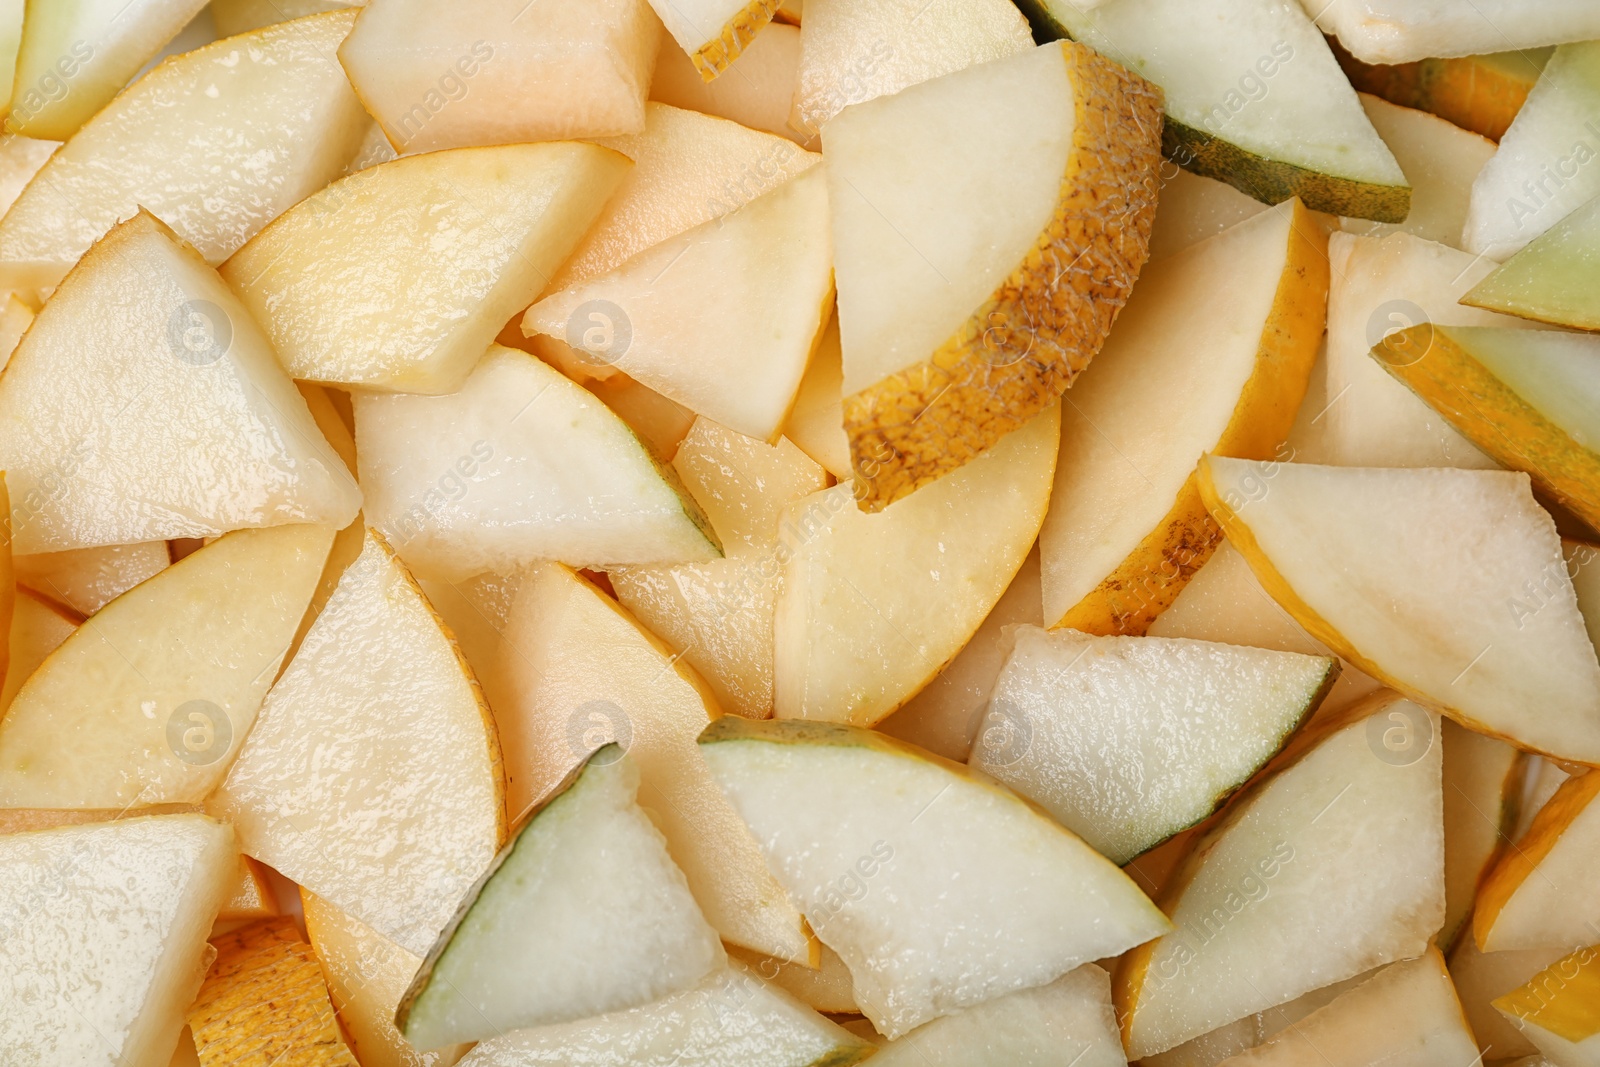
[
  {"xmin": 0, "ymin": 10, "xmax": 368, "ymax": 290},
  {"xmin": 728, "ymin": 943, "xmax": 857, "ymax": 1014},
  {"xmin": 0, "ymin": 587, "xmax": 76, "ymax": 711},
  {"xmin": 828, "ymin": 40, "xmax": 1161, "ymax": 510},
  {"xmin": 1464, "ymin": 41, "xmax": 1600, "ymax": 260},
  {"xmin": 0, "ymin": 813, "xmax": 237, "ymax": 1067},
  {"xmin": 1332, "ymin": 39, "xmax": 1549, "ymax": 143},
  {"xmin": 1114, "ymin": 693, "xmax": 1446, "ymax": 1058},
  {"xmin": 1146, "ymin": 169, "xmax": 1268, "ymax": 263},
  {"xmin": 15, "ymin": 541, "xmax": 170, "ymax": 616},
  {"xmin": 355, "ymin": 345, "xmax": 719, "ymax": 582},
  {"xmin": 0, "ymin": 2, "xmax": 20, "ymax": 117},
  {"xmin": 1039, "ymin": 201, "xmax": 1329, "ymax": 634},
  {"xmin": 1214, "ymin": 949, "xmax": 1478, "ymax": 1066},
  {"xmin": 1495, "ymin": 944, "xmax": 1600, "ymax": 1066},
  {"xmin": 1199, "ymin": 457, "xmax": 1600, "ymax": 762},
  {"xmin": 646, "ymin": 0, "xmax": 780, "ymax": 80},
  {"xmin": 1373, "ymin": 324, "xmax": 1600, "ymax": 533},
  {"xmin": 1449, "ymin": 934, "xmax": 1566, "ymax": 1062},
  {"xmin": 338, "ymin": 0, "xmax": 660, "ymax": 151},
  {"xmin": 524, "ymin": 166, "xmax": 831, "ymax": 442},
  {"xmin": 212, "ymin": 530, "xmax": 504, "ymax": 957},
  {"xmin": 781, "ymin": 311, "xmax": 850, "ymax": 479},
  {"xmin": 699, "ymin": 717, "xmax": 1170, "ymax": 1039},
  {"xmin": 774, "ymin": 403, "xmax": 1056, "ymax": 726},
  {"xmin": 1440, "ymin": 720, "xmax": 1524, "ymax": 952},
  {"xmin": 1475, "ymin": 771, "xmax": 1600, "ymax": 953},
  {"xmin": 1343, "ymin": 93, "xmax": 1495, "ymax": 247},
  {"xmin": 5, "ymin": 0, "xmax": 210, "ymax": 140},
  {"xmin": 973, "ymin": 627, "xmax": 1337, "ymax": 865},
  {"xmin": 1308, "ymin": 0, "xmax": 1600, "ymax": 68},
  {"xmin": 224, "ymin": 143, "xmax": 628, "ymax": 395},
  {"xmin": 397, "ymin": 748, "xmax": 724, "ymax": 1050},
  {"xmin": 650, "ymin": 22, "xmax": 803, "ymax": 141},
  {"xmin": 1464, "ymin": 191, "xmax": 1600, "ymax": 331},
  {"xmin": 212, "ymin": 0, "xmax": 363, "ymax": 35},
  {"xmin": 791, "ymin": 0, "xmax": 1032, "ymax": 135},
  {"xmin": 455, "ymin": 963, "xmax": 872, "ymax": 1067},
  {"xmin": 0, "ymin": 524, "xmax": 332, "ymax": 807},
  {"xmin": 1029, "ymin": 0, "xmax": 1408, "ymax": 222}
]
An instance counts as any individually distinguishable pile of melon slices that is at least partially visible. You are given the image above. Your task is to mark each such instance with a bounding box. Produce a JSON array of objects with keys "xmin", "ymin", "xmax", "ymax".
[{"xmin": 4, "ymin": 0, "xmax": 1600, "ymax": 1065}]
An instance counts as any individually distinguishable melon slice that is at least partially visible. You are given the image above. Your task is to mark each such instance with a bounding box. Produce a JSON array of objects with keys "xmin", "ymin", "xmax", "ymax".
[
  {"xmin": 354, "ymin": 345, "xmax": 718, "ymax": 582},
  {"xmin": 1464, "ymin": 191, "xmax": 1600, "ymax": 331},
  {"xmin": 224, "ymin": 143, "xmax": 628, "ymax": 395},
  {"xmin": 828, "ymin": 40, "xmax": 1161, "ymax": 509},
  {"xmin": 1464, "ymin": 41, "xmax": 1600, "ymax": 260},
  {"xmin": 211, "ymin": 0, "xmax": 363, "ymax": 35},
  {"xmin": 1332, "ymin": 38, "xmax": 1548, "ymax": 143},
  {"xmin": 523, "ymin": 165, "xmax": 832, "ymax": 442},
  {"xmin": 454, "ymin": 963, "xmax": 872, "ymax": 1067},
  {"xmin": 1571, "ymin": 540, "xmax": 1600, "ymax": 652},
  {"xmin": 211, "ymin": 530, "xmax": 505, "ymax": 957},
  {"xmin": 0, "ymin": 289, "xmax": 29, "ymax": 366},
  {"xmin": 338, "ymin": 0, "xmax": 660, "ymax": 151},
  {"xmin": 1306, "ymin": 0, "xmax": 1600, "ymax": 67},
  {"xmin": 1475, "ymin": 771, "xmax": 1600, "ymax": 953},
  {"xmin": 781, "ymin": 311, "xmax": 850, "ymax": 479},
  {"xmin": 0, "ymin": 10, "xmax": 368, "ymax": 290},
  {"xmin": 1450, "ymin": 935, "xmax": 1566, "ymax": 1062},
  {"xmin": 0, "ymin": 587, "xmax": 76, "ymax": 711},
  {"xmin": 1440, "ymin": 720, "xmax": 1524, "ymax": 952},
  {"xmin": 1039, "ymin": 202, "xmax": 1329, "ymax": 634},
  {"xmin": 791, "ymin": 0, "xmax": 1032, "ymax": 135},
  {"xmin": 774, "ymin": 403, "xmax": 1056, "ymax": 726},
  {"xmin": 727, "ymin": 943, "xmax": 857, "ymax": 1014},
  {"xmin": 651, "ymin": 22, "xmax": 803, "ymax": 141},
  {"xmin": 14, "ymin": 541, "xmax": 170, "ymax": 616},
  {"xmin": 700, "ymin": 717, "xmax": 1170, "ymax": 1038},
  {"xmin": 5, "ymin": 0, "xmax": 210, "ymax": 140},
  {"xmin": 1343, "ymin": 93, "xmax": 1495, "ymax": 247},
  {"xmin": 1146, "ymin": 170, "xmax": 1268, "ymax": 263},
  {"xmin": 0, "ymin": 813, "xmax": 237, "ymax": 1067},
  {"xmin": 397, "ymin": 748, "xmax": 724, "ymax": 1050},
  {"xmin": 584, "ymin": 374, "xmax": 698, "ymax": 460},
  {"xmin": 972, "ymin": 627, "xmax": 1337, "ymax": 865},
  {"xmin": 0, "ymin": 212, "xmax": 360, "ymax": 555},
  {"xmin": 1114, "ymin": 693, "xmax": 1446, "ymax": 1058},
  {"xmin": 211, "ymin": 856, "xmax": 278, "ymax": 936},
  {"xmin": 645, "ymin": 0, "xmax": 781, "ymax": 80},
  {"xmin": 1029, "ymin": 0, "xmax": 1408, "ymax": 222},
  {"xmin": 1199, "ymin": 457, "xmax": 1600, "ymax": 762},
  {"xmin": 1495, "ymin": 945, "xmax": 1600, "ymax": 1067}
]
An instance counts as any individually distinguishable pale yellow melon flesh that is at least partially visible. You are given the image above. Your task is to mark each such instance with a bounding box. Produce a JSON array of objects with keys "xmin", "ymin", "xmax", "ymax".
[
  {"xmin": 0, "ymin": 587, "xmax": 76, "ymax": 711},
  {"xmin": 651, "ymin": 22, "xmax": 803, "ymax": 141},
  {"xmin": 14, "ymin": 541, "xmax": 170, "ymax": 616},
  {"xmin": 0, "ymin": 524, "xmax": 333, "ymax": 807},
  {"xmin": 212, "ymin": 0, "xmax": 363, "ymax": 35},
  {"xmin": 727, "ymin": 943, "xmax": 857, "ymax": 1014},
  {"xmin": 1146, "ymin": 169, "xmax": 1268, "ymax": 263},
  {"xmin": 646, "ymin": 0, "xmax": 781, "ymax": 80},
  {"xmin": 0, "ymin": 11, "xmax": 369, "ymax": 290},
  {"xmin": 1475, "ymin": 771, "xmax": 1600, "ymax": 953},
  {"xmin": 1440, "ymin": 719, "xmax": 1524, "ymax": 951},
  {"xmin": 0, "ymin": 289, "xmax": 28, "ymax": 365},
  {"xmin": 1449, "ymin": 934, "xmax": 1565, "ymax": 1061},
  {"xmin": 781, "ymin": 311, "xmax": 850, "ymax": 479}
]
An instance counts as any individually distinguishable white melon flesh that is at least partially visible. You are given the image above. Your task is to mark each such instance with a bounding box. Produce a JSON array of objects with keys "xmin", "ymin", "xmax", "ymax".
[
  {"xmin": 0, "ymin": 588, "xmax": 75, "ymax": 711},
  {"xmin": 0, "ymin": 524, "xmax": 331, "ymax": 807},
  {"xmin": 1343, "ymin": 93, "xmax": 1495, "ymax": 248},
  {"xmin": 487, "ymin": 559, "xmax": 814, "ymax": 964},
  {"xmin": 1449, "ymin": 935, "xmax": 1566, "ymax": 1062},
  {"xmin": 212, "ymin": 0, "xmax": 363, "ymax": 35},
  {"xmin": 0, "ymin": 814, "xmax": 237, "ymax": 1067},
  {"xmin": 611, "ymin": 419, "xmax": 827, "ymax": 720},
  {"xmin": 398, "ymin": 751, "xmax": 724, "ymax": 1050},
  {"xmin": 1307, "ymin": 0, "xmax": 1600, "ymax": 66},
  {"xmin": 355, "ymin": 345, "xmax": 718, "ymax": 582},
  {"xmin": 1464, "ymin": 41, "xmax": 1600, "ymax": 260},
  {"xmin": 1322, "ymin": 231, "xmax": 1523, "ymax": 468},
  {"xmin": 1038, "ymin": 202, "xmax": 1324, "ymax": 632},
  {"xmin": 1147, "ymin": 170, "xmax": 1268, "ymax": 262},
  {"xmin": 5, "ymin": 0, "xmax": 210, "ymax": 140},
  {"xmin": 224, "ymin": 143, "xmax": 628, "ymax": 395},
  {"xmin": 774, "ymin": 403, "xmax": 1057, "ymax": 725},
  {"xmin": 1476, "ymin": 773, "xmax": 1600, "ymax": 953},
  {"xmin": 1149, "ymin": 541, "xmax": 1382, "ymax": 713},
  {"xmin": 781, "ymin": 311, "xmax": 850, "ymax": 479},
  {"xmin": 456, "ymin": 963, "xmax": 872, "ymax": 1067},
  {"xmin": 338, "ymin": 0, "xmax": 660, "ymax": 151},
  {"xmin": 212, "ymin": 530, "xmax": 504, "ymax": 957},
  {"xmin": 700, "ymin": 718, "xmax": 1171, "ymax": 1039},
  {"xmin": 0, "ymin": 131, "xmax": 53, "ymax": 214},
  {"xmin": 0, "ymin": 10, "xmax": 368, "ymax": 290},
  {"xmin": 524, "ymin": 166, "xmax": 831, "ymax": 442},
  {"xmin": 1, "ymin": 213, "xmax": 357, "ymax": 553},
  {"xmin": 792, "ymin": 0, "xmax": 1032, "ymax": 134},
  {"xmin": 728, "ymin": 943, "xmax": 858, "ymax": 1013},
  {"xmin": 864, "ymin": 965, "xmax": 1125, "ymax": 1067},
  {"xmin": 0, "ymin": 2, "xmax": 20, "ymax": 115},
  {"xmin": 1215, "ymin": 950, "xmax": 1479, "ymax": 1066},
  {"xmin": 1200, "ymin": 458, "xmax": 1600, "ymax": 762},
  {"xmin": 1441, "ymin": 720, "xmax": 1523, "ymax": 951},
  {"xmin": 14, "ymin": 540, "xmax": 170, "ymax": 616},
  {"xmin": 973, "ymin": 627, "xmax": 1337, "ymax": 865},
  {"xmin": 651, "ymin": 23, "xmax": 803, "ymax": 141},
  {"xmin": 1116, "ymin": 694, "xmax": 1445, "ymax": 1058}
]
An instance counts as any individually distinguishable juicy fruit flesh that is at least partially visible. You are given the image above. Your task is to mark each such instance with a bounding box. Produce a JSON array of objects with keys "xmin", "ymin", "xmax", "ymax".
[
  {"xmin": 1497, "ymin": 944, "xmax": 1600, "ymax": 1043},
  {"xmin": 1464, "ymin": 192, "xmax": 1600, "ymax": 330},
  {"xmin": 1307, "ymin": 0, "xmax": 1600, "ymax": 65},
  {"xmin": 1475, "ymin": 771, "xmax": 1600, "ymax": 953}
]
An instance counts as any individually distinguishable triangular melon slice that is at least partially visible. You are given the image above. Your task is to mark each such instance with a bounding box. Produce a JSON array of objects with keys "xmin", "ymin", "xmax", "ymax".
[
  {"xmin": 781, "ymin": 311, "xmax": 850, "ymax": 479},
  {"xmin": 1464, "ymin": 191, "xmax": 1600, "ymax": 331},
  {"xmin": 15, "ymin": 540, "xmax": 171, "ymax": 616},
  {"xmin": 5, "ymin": 0, "xmax": 210, "ymax": 140},
  {"xmin": 1214, "ymin": 949, "xmax": 1479, "ymax": 1066},
  {"xmin": 1495, "ymin": 944, "xmax": 1600, "ymax": 1066},
  {"xmin": 1372, "ymin": 324, "xmax": 1600, "ymax": 533},
  {"xmin": 1333, "ymin": 41, "xmax": 1548, "ymax": 143},
  {"xmin": 1475, "ymin": 771, "xmax": 1600, "ymax": 953},
  {"xmin": 0, "ymin": 10, "xmax": 369, "ymax": 290},
  {"xmin": 1450, "ymin": 934, "xmax": 1566, "ymax": 1062},
  {"xmin": 0, "ymin": 813, "xmax": 238, "ymax": 1067},
  {"xmin": 1039, "ymin": 201, "xmax": 1329, "ymax": 634},
  {"xmin": 1306, "ymin": 0, "xmax": 1600, "ymax": 65},
  {"xmin": 1198, "ymin": 457, "xmax": 1600, "ymax": 762},
  {"xmin": 0, "ymin": 523, "xmax": 332, "ymax": 807},
  {"xmin": 1440, "ymin": 720, "xmax": 1524, "ymax": 952},
  {"xmin": 646, "ymin": 0, "xmax": 780, "ymax": 80},
  {"xmin": 828, "ymin": 41, "xmax": 1161, "ymax": 509},
  {"xmin": 0, "ymin": 587, "xmax": 76, "ymax": 712},
  {"xmin": 1146, "ymin": 170, "xmax": 1268, "ymax": 262},
  {"xmin": 354, "ymin": 345, "xmax": 719, "ymax": 582},
  {"xmin": 700, "ymin": 717, "xmax": 1170, "ymax": 1039},
  {"xmin": 211, "ymin": 0, "xmax": 363, "ymax": 36},
  {"xmin": 1464, "ymin": 41, "xmax": 1600, "ymax": 260},
  {"xmin": 774, "ymin": 402, "xmax": 1057, "ymax": 726},
  {"xmin": 524, "ymin": 166, "xmax": 832, "ymax": 442},
  {"xmin": 1027, "ymin": 0, "xmax": 1408, "ymax": 222},
  {"xmin": 211, "ymin": 530, "xmax": 505, "ymax": 957},
  {"xmin": 1114, "ymin": 693, "xmax": 1446, "ymax": 1058},
  {"xmin": 0, "ymin": 211, "xmax": 360, "ymax": 554},
  {"xmin": 650, "ymin": 22, "xmax": 803, "ymax": 141},
  {"xmin": 224, "ymin": 143, "xmax": 629, "ymax": 395},
  {"xmin": 972, "ymin": 626, "xmax": 1338, "ymax": 865},
  {"xmin": 790, "ymin": 0, "xmax": 1032, "ymax": 135},
  {"xmin": 397, "ymin": 748, "xmax": 724, "ymax": 1050}
]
